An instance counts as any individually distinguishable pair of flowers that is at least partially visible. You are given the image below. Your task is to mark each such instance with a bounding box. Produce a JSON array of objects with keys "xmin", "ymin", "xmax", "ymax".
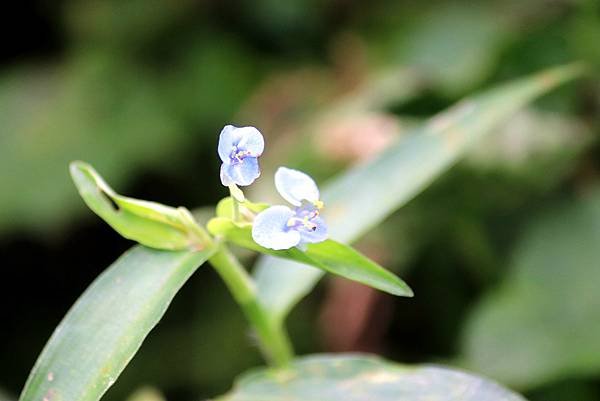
[{"xmin": 218, "ymin": 125, "xmax": 327, "ymax": 250}]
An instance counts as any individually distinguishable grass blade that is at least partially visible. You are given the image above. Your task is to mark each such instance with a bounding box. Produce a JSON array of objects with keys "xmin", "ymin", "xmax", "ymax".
[{"xmin": 253, "ymin": 62, "xmax": 585, "ymax": 322}]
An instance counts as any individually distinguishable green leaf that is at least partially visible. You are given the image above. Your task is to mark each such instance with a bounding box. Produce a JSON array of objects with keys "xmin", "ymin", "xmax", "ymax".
[
  {"xmin": 19, "ymin": 245, "xmax": 215, "ymax": 401},
  {"xmin": 459, "ymin": 187, "xmax": 600, "ymax": 389},
  {"xmin": 218, "ymin": 354, "xmax": 526, "ymax": 401},
  {"xmin": 252, "ymin": 62, "xmax": 585, "ymax": 322},
  {"xmin": 70, "ymin": 161, "xmax": 208, "ymax": 251},
  {"xmin": 397, "ymin": 3, "xmax": 510, "ymax": 95},
  {"xmin": 207, "ymin": 218, "xmax": 412, "ymax": 297}
]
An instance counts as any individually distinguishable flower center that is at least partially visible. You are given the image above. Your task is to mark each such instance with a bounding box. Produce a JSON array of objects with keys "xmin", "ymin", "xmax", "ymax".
[
  {"xmin": 229, "ymin": 145, "xmax": 253, "ymax": 164},
  {"xmin": 286, "ymin": 215, "xmax": 318, "ymax": 232},
  {"xmin": 286, "ymin": 201, "xmax": 322, "ymax": 232}
]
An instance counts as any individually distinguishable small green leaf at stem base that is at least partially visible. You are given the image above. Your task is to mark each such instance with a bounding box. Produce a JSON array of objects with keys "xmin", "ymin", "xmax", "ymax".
[{"xmin": 70, "ymin": 161, "xmax": 210, "ymax": 250}]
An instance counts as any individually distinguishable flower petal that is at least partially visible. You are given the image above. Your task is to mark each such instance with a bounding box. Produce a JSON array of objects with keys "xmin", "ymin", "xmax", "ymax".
[
  {"xmin": 218, "ymin": 125, "xmax": 241, "ymax": 162},
  {"xmin": 218, "ymin": 125, "xmax": 264, "ymax": 162},
  {"xmin": 274, "ymin": 167, "xmax": 320, "ymax": 206},
  {"xmin": 220, "ymin": 163, "xmax": 234, "ymax": 186},
  {"xmin": 239, "ymin": 158, "xmax": 262, "ymax": 186},
  {"xmin": 235, "ymin": 126, "xmax": 265, "ymax": 156},
  {"xmin": 252, "ymin": 206, "xmax": 301, "ymax": 250},
  {"xmin": 298, "ymin": 216, "xmax": 328, "ymax": 245},
  {"xmin": 221, "ymin": 157, "xmax": 261, "ymax": 186}
]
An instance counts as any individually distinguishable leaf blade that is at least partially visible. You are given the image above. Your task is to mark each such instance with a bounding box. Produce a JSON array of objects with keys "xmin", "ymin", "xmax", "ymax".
[
  {"xmin": 253, "ymin": 62, "xmax": 585, "ymax": 322},
  {"xmin": 70, "ymin": 161, "xmax": 203, "ymax": 251},
  {"xmin": 218, "ymin": 354, "xmax": 527, "ymax": 401},
  {"xmin": 207, "ymin": 218, "xmax": 412, "ymax": 297},
  {"xmin": 19, "ymin": 245, "xmax": 214, "ymax": 401}
]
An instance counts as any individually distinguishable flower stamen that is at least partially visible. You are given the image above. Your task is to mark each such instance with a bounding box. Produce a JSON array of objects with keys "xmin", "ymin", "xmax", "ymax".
[
  {"xmin": 230, "ymin": 146, "xmax": 253, "ymax": 164},
  {"xmin": 286, "ymin": 215, "xmax": 318, "ymax": 231}
]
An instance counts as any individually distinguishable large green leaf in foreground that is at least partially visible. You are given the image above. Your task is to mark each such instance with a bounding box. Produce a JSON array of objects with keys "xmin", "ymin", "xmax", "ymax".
[
  {"xmin": 218, "ymin": 354, "xmax": 526, "ymax": 401},
  {"xmin": 253, "ymin": 62, "xmax": 585, "ymax": 322},
  {"xmin": 460, "ymin": 187, "xmax": 600, "ymax": 389},
  {"xmin": 19, "ymin": 246, "xmax": 214, "ymax": 401}
]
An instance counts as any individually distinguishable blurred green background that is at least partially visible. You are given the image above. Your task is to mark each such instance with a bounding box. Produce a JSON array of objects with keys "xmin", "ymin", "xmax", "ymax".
[{"xmin": 1, "ymin": 0, "xmax": 599, "ymax": 400}]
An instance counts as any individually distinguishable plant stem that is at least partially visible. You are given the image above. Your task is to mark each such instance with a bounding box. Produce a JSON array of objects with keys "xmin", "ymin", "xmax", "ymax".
[
  {"xmin": 232, "ymin": 198, "xmax": 240, "ymax": 221},
  {"xmin": 228, "ymin": 184, "xmax": 244, "ymax": 222},
  {"xmin": 208, "ymin": 245, "xmax": 293, "ymax": 368}
]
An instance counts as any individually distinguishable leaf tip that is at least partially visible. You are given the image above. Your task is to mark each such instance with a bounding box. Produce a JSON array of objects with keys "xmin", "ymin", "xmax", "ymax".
[
  {"xmin": 69, "ymin": 160, "xmax": 90, "ymax": 174},
  {"xmin": 69, "ymin": 160, "xmax": 96, "ymax": 186},
  {"xmin": 392, "ymin": 282, "xmax": 414, "ymax": 298},
  {"xmin": 382, "ymin": 275, "xmax": 414, "ymax": 297}
]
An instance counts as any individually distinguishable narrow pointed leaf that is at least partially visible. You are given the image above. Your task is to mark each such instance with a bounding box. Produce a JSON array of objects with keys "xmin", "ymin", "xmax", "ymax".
[
  {"xmin": 208, "ymin": 218, "xmax": 412, "ymax": 297},
  {"xmin": 218, "ymin": 354, "xmax": 526, "ymax": 401},
  {"xmin": 253, "ymin": 62, "xmax": 585, "ymax": 322},
  {"xmin": 19, "ymin": 245, "xmax": 215, "ymax": 401}
]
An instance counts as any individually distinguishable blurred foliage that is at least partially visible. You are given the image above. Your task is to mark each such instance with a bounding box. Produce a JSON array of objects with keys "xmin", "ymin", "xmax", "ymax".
[
  {"xmin": 251, "ymin": 63, "xmax": 584, "ymax": 326},
  {"xmin": 0, "ymin": 2, "xmax": 261, "ymax": 234},
  {"xmin": 3, "ymin": 0, "xmax": 600, "ymax": 400},
  {"xmin": 125, "ymin": 387, "xmax": 166, "ymax": 401},
  {"xmin": 0, "ymin": 388, "xmax": 13, "ymax": 401},
  {"xmin": 365, "ymin": 2, "xmax": 513, "ymax": 95},
  {"xmin": 460, "ymin": 187, "xmax": 600, "ymax": 389}
]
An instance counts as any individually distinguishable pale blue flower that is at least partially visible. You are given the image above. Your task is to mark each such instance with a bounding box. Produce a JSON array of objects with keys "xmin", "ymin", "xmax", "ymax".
[
  {"xmin": 252, "ymin": 167, "xmax": 327, "ymax": 250},
  {"xmin": 218, "ymin": 125, "xmax": 264, "ymax": 186}
]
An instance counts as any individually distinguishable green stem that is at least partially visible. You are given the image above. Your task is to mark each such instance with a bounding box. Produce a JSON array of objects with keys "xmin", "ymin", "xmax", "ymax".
[
  {"xmin": 228, "ymin": 184, "xmax": 244, "ymax": 222},
  {"xmin": 208, "ymin": 245, "xmax": 293, "ymax": 367},
  {"xmin": 232, "ymin": 198, "xmax": 241, "ymax": 221}
]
